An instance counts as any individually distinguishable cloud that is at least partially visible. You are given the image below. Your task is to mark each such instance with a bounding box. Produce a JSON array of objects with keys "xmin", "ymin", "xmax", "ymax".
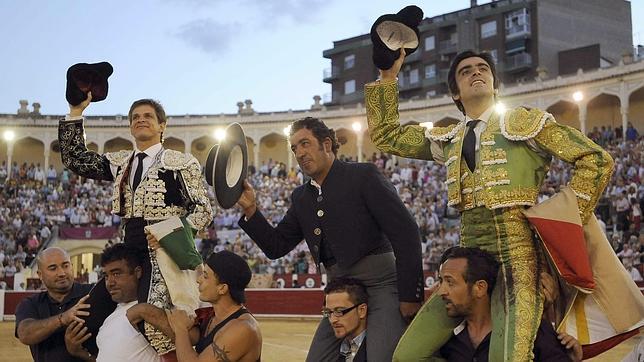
[
  {"xmin": 254, "ymin": 0, "xmax": 329, "ymax": 25},
  {"xmin": 175, "ymin": 19, "xmax": 239, "ymax": 55}
]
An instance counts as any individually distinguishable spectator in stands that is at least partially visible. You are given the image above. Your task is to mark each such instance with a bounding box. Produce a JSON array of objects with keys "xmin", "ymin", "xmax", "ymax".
[
  {"xmin": 436, "ymin": 246, "xmax": 582, "ymax": 361},
  {"xmin": 15, "ymin": 247, "xmax": 92, "ymax": 362},
  {"xmin": 625, "ymin": 122, "xmax": 639, "ymax": 142},
  {"xmin": 238, "ymin": 117, "xmax": 423, "ymax": 361},
  {"xmin": 323, "ymin": 277, "xmax": 368, "ymax": 362}
]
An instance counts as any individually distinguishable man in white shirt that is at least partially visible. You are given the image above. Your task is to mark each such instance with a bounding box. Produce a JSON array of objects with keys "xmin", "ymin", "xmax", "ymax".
[{"xmin": 64, "ymin": 243, "xmax": 161, "ymax": 362}]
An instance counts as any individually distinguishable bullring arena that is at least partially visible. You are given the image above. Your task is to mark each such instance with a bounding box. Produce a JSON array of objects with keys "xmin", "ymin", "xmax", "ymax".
[{"xmin": 0, "ymin": 58, "xmax": 643, "ymax": 361}]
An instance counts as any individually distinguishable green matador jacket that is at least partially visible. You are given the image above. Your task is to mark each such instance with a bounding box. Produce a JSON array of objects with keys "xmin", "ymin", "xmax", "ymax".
[{"xmin": 364, "ymin": 80, "xmax": 613, "ymax": 223}]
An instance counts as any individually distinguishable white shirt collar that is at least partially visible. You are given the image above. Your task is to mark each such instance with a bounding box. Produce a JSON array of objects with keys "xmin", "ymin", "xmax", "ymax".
[
  {"xmin": 465, "ymin": 105, "xmax": 496, "ymax": 126},
  {"xmin": 453, "ymin": 320, "xmax": 467, "ymax": 335},
  {"xmin": 134, "ymin": 143, "xmax": 163, "ymax": 159}
]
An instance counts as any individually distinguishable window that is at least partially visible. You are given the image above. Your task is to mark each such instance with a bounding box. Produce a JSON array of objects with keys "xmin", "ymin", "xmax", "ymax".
[
  {"xmin": 344, "ymin": 80, "xmax": 355, "ymax": 95},
  {"xmin": 425, "ymin": 64, "xmax": 436, "ymax": 79},
  {"xmin": 425, "ymin": 36, "xmax": 435, "ymax": 51},
  {"xmin": 481, "ymin": 20, "xmax": 497, "ymax": 38},
  {"xmin": 410, "ymin": 69, "xmax": 419, "ymax": 84},
  {"xmin": 344, "ymin": 54, "xmax": 355, "ymax": 70}
]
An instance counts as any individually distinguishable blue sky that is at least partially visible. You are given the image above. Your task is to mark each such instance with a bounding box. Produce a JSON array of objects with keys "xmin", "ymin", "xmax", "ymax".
[{"xmin": 0, "ymin": 0, "xmax": 641, "ymax": 115}]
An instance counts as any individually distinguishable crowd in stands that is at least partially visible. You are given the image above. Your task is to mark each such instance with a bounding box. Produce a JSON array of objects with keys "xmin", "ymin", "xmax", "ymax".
[{"xmin": 0, "ymin": 124, "xmax": 642, "ymax": 289}]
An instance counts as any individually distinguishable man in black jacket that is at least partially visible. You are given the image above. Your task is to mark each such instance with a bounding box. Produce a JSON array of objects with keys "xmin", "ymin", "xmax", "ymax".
[{"xmin": 237, "ymin": 117, "xmax": 423, "ymax": 361}]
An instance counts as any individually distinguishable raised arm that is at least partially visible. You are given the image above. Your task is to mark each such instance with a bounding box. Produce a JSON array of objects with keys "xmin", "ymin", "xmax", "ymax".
[
  {"xmin": 237, "ymin": 181, "xmax": 304, "ymax": 259},
  {"xmin": 364, "ymin": 49, "xmax": 434, "ymax": 161},
  {"xmin": 58, "ymin": 92, "xmax": 114, "ymax": 181}
]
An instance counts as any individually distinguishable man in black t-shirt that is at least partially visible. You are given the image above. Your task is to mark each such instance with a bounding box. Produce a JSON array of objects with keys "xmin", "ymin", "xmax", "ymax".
[{"xmin": 15, "ymin": 247, "xmax": 92, "ymax": 362}]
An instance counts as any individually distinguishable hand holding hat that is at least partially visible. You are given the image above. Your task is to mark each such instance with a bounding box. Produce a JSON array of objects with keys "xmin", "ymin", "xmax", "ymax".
[
  {"xmin": 371, "ymin": 5, "xmax": 424, "ymax": 71},
  {"xmin": 204, "ymin": 123, "xmax": 249, "ymax": 209}
]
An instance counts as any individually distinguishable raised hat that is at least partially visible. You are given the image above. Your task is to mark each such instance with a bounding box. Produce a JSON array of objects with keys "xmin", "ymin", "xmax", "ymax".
[
  {"xmin": 66, "ymin": 62, "xmax": 113, "ymax": 106},
  {"xmin": 204, "ymin": 123, "xmax": 248, "ymax": 209},
  {"xmin": 371, "ymin": 5, "xmax": 424, "ymax": 70}
]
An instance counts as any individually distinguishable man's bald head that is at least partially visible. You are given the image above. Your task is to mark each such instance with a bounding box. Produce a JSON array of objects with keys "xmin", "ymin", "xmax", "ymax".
[
  {"xmin": 37, "ymin": 247, "xmax": 74, "ymax": 294},
  {"xmin": 36, "ymin": 247, "xmax": 70, "ymax": 269}
]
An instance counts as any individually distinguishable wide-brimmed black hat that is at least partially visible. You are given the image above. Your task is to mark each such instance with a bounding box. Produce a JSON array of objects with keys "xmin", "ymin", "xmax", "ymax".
[
  {"xmin": 66, "ymin": 62, "xmax": 113, "ymax": 106},
  {"xmin": 204, "ymin": 123, "xmax": 248, "ymax": 209},
  {"xmin": 370, "ymin": 5, "xmax": 424, "ymax": 70}
]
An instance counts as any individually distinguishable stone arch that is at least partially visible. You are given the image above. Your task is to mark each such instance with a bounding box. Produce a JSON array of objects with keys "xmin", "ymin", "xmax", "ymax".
[
  {"xmin": 546, "ymin": 101, "xmax": 580, "ymax": 129},
  {"xmin": 259, "ymin": 132, "xmax": 288, "ymax": 166},
  {"xmin": 13, "ymin": 137, "xmax": 45, "ymax": 169},
  {"xmin": 104, "ymin": 137, "xmax": 133, "ymax": 153},
  {"xmin": 628, "ymin": 85, "xmax": 644, "ymax": 132},
  {"xmin": 191, "ymin": 136, "xmax": 216, "ymax": 165},
  {"xmin": 164, "ymin": 137, "xmax": 185, "ymax": 153},
  {"xmin": 587, "ymin": 93, "xmax": 621, "ymax": 131},
  {"xmin": 335, "ymin": 127, "xmax": 358, "ymax": 161}
]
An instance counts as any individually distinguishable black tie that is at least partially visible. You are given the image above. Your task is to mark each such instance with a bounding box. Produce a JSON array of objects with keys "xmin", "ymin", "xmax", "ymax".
[
  {"xmin": 132, "ymin": 153, "xmax": 147, "ymax": 191},
  {"xmin": 463, "ymin": 120, "xmax": 481, "ymax": 172}
]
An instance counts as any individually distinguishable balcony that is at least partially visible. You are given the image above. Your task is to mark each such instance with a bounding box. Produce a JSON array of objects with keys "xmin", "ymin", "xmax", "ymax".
[
  {"xmin": 439, "ymin": 40, "xmax": 458, "ymax": 55},
  {"xmin": 504, "ymin": 52, "xmax": 532, "ymax": 72},
  {"xmin": 505, "ymin": 23, "xmax": 531, "ymax": 40},
  {"xmin": 323, "ymin": 66, "xmax": 340, "ymax": 82}
]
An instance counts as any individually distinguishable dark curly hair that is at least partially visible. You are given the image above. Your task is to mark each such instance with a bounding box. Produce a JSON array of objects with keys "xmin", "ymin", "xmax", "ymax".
[
  {"xmin": 289, "ymin": 117, "xmax": 340, "ymax": 155},
  {"xmin": 100, "ymin": 243, "xmax": 144, "ymax": 272}
]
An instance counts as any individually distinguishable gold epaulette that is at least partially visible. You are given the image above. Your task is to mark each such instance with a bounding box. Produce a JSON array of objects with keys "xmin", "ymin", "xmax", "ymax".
[
  {"xmin": 105, "ymin": 150, "xmax": 133, "ymax": 167},
  {"xmin": 427, "ymin": 122, "xmax": 465, "ymax": 142},
  {"xmin": 500, "ymin": 107, "xmax": 553, "ymax": 141},
  {"xmin": 161, "ymin": 149, "xmax": 199, "ymax": 170}
]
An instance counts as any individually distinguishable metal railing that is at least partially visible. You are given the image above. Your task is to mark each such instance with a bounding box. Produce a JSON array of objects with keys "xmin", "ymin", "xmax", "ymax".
[{"xmin": 505, "ymin": 52, "xmax": 532, "ymax": 70}]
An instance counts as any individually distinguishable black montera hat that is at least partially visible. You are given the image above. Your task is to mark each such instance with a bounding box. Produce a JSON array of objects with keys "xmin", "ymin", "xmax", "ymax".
[
  {"xmin": 370, "ymin": 5, "xmax": 424, "ymax": 70},
  {"xmin": 66, "ymin": 62, "xmax": 113, "ymax": 106}
]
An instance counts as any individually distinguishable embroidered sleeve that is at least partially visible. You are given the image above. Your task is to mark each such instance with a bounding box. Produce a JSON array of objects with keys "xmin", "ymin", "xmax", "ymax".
[
  {"xmin": 58, "ymin": 119, "xmax": 114, "ymax": 181},
  {"xmin": 364, "ymin": 80, "xmax": 434, "ymax": 160},
  {"xmin": 533, "ymin": 120, "xmax": 614, "ymax": 222},
  {"xmin": 177, "ymin": 158, "xmax": 214, "ymax": 231}
]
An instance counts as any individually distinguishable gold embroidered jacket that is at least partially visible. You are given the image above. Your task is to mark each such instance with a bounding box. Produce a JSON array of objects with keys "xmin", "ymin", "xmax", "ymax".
[
  {"xmin": 365, "ymin": 80, "xmax": 614, "ymax": 222},
  {"xmin": 58, "ymin": 119, "xmax": 213, "ymax": 231}
]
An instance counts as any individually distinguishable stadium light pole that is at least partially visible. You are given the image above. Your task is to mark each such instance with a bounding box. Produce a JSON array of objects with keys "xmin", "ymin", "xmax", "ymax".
[
  {"xmin": 3, "ymin": 130, "xmax": 15, "ymax": 180},
  {"xmin": 352, "ymin": 122, "xmax": 363, "ymax": 162}
]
